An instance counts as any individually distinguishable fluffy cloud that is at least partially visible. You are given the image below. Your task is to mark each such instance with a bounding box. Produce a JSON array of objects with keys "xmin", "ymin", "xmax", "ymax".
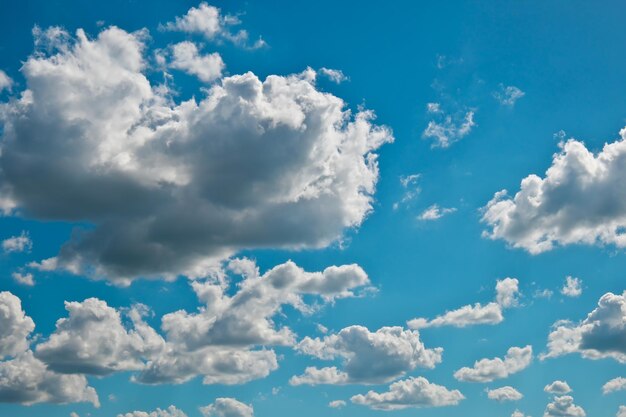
[
  {"xmin": 618, "ymin": 406, "xmax": 626, "ymax": 417},
  {"xmin": 319, "ymin": 68, "xmax": 348, "ymax": 84},
  {"xmin": 408, "ymin": 278, "xmax": 519, "ymax": 329},
  {"xmin": 544, "ymin": 395, "xmax": 585, "ymax": 417},
  {"xmin": 486, "ymin": 386, "xmax": 523, "ymax": 402},
  {"xmin": 543, "ymin": 292, "xmax": 626, "ymax": 363},
  {"xmin": 482, "ymin": 135, "xmax": 626, "ymax": 253},
  {"xmin": 328, "ymin": 400, "xmax": 346, "ymax": 409},
  {"xmin": 454, "ymin": 345, "xmax": 533, "ymax": 383},
  {"xmin": 561, "ymin": 277, "xmax": 582, "ymax": 298},
  {"xmin": 136, "ymin": 259, "xmax": 370, "ymax": 385},
  {"xmin": 200, "ymin": 398, "xmax": 254, "ymax": 417},
  {"xmin": 167, "ymin": 41, "xmax": 224, "ymax": 82},
  {"xmin": 417, "ymin": 204, "xmax": 456, "ymax": 221},
  {"xmin": 0, "ymin": 26, "xmax": 392, "ymax": 284},
  {"xmin": 0, "ymin": 291, "xmax": 35, "ymax": 358},
  {"xmin": 1, "ymin": 231, "xmax": 32, "ymax": 253},
  {"xmin": 0, "ymin": 70, "xmax": 11, "ymax": 92},
  {"xmin": 291, "ymin": 326, "xmax": 442, "ymax": 385},
  {"xmin": 161, "ymin": 2, "xmax": 265, "ymax": 49},
  {"xmin": 35, "ymin": 299, "xmax": 164, "ymax": 375},
  {"xmin": 423, "ymin": 110, "xmax": 475, "ymax": 148},
  {"xmin": 494, "ymin": 85, "xmax": 525, "ymax": 106},
  {"xmin": 118, "ymin": 405, "xmax": 187, "ymax": 417},
  {"xmin": 11, "ymin": 272, "xmax": 34, "ymax": 286},
  {"xmin": 544, "ymin": 380, "xmax": 572, "ymax": 394},
  {"xmin": 603, "ymin": 377, "xmax": 626, "ymax": 394},
  {"xmin": 350, "ymin": 376, "xmax": 464, "ymax": 410},
  {"xmin": 0, "ymin": 351, "xmax": 99, "ymax": 407},
  {"xmin": 512, "ymin": 410, "xmax": 530, "ymax": 417}
]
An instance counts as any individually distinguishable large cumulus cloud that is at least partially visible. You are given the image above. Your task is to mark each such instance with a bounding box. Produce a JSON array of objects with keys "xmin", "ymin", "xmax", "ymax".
[{"xmin": 0, "ymin": 25, "xmax": 392, "ymax": 284}]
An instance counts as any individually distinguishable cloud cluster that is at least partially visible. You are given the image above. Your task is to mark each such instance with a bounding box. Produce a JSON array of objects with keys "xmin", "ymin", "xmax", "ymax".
[
  {"xmin": 118, "ymin": 405, "xmax": 187, "ymax": 417},
  {"xmin": 350, "ymin": 376, "xmax": 464, "ymax": 410},
  {"xmin": 543, "ymin": 292, "xmax": 626, "ymax": 363},
  {"xmin": 166, "ymin": 41, "xmax": 224, "ymax": 82},
  {"xmin": 544, "ymin": 395, "xmax": 586, "ymax": 417},
  {"xmin": 291, "ymin": 326, "xmax": 442, "ymax": 385},
  {"xmin": 0, "ymin": 25, "xmax": 392, "ymax": 284},
  {"xmin": 454, "ymin": 345, "xmax": 533, "ymax": 383},
  {"xmin": 423, "ymin": 109, "xmax": 475, "ymax": 148},
  {"xmin": 1, "ymin": 231, "xmax": 32, "ymax": 253},
  {"xmin": 486, "ymin": 386, "xmax": 523, "ymax": 402},
  {"xmin": 408, "ymin": 277, "xmax": 519, "ymax": 329},
  {"xmin": 482, "ymin": 135, "xmax": 626, "ymax": 253},
  {"xmin": 603, "ymin": 377, "xmax": 626, "ymax": 394},
  {"xmin": 200, "ymin": 398, "xmax": 254, "ymax": 417},
  {"xmin": 544, "ymin": 380, "xmax": 572, "ymax": 395},
  {"xmin": 561, "ymin": 277, "xmax": 582, "ymax": 298},
  {"xmin": 0, "ymin": 291, "xmax": 35, "ymax": 358}
]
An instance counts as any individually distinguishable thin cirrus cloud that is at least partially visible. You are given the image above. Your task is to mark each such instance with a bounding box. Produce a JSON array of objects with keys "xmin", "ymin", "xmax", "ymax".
[
  {"xmin": 482, "ymin": 133, "xmax": 626, "ymax": 254},
  {"xmin": 0, "ymin": 23, "xmax": 392, "ymax": 285}
]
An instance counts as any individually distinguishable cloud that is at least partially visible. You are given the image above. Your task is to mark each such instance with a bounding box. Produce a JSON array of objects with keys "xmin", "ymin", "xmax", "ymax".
[
  {"xmin": 603, "ymin": 377, "xmax": 626, "ymax": 394},
  {"xmin": 393, "ymin": 174, "xmax": 421, "ymax": 210},
  {"xmin": 543, "ymin": 395, "xmax": 585, "ymax": 417},
  {"xmin": 486, "ymin": 386, "xmax": 523, "ymax": 402},
  {"xmin": 454, "ymin": 345, "xmax": 533, "ymax": 383},
  {"xmin": 423, "ymin": 110, "xmax": 475, "ymax": 148},
  {"xmin": 11, "ymin": 272, "xmax": 34, "ymax": 286},
  {"xmin": 35, "ymin": 299, "xmax": 164, "ymax": 375},
  {"xmin": 417, "ymin": 204, "xmax": 456, "ymax": 221},
  {"xmin": 0, "ymin": 291, "xmax": 35, "ymax": 358},
  {"xmin": 561, "ymin": 277, "xmax": 582, "ymax": 298},
  {"xmin": 0, "ymin": 26, "xmax": 392, "ymax": 284},
  {"xmin": 350, "ymin": 376, "xmax": 464, "ymax": 410},
  {"xmin": 618, "ymin": 406, "xmax": 626, "ymax": 417},
  {"xmin": 544, "ymin": 380, "xmax": 572, "ymax": 394},
  {"xmin": 328, "ymin": 400, "xmax": 346, "ymax": 409},
  {"xmin": 200, "ymin": 398, "xmax": 254, "ymax": 417},
  {"xmin": 407, "ymin": 278, "xmax": 519, "ymax": 329},
  {"xmin": 167, "ymin": 41, "xmax": 224, "ymax": 82},
  {"xmin": 482, "ymin": 135, "xmax": 626, "ymax": 254},
  {"xmin": 118, "ymin": 405, "xmax": 187, "ymax": 417},
  {"xmin": 494, "ymin": 85, "xmax": 525, "ymax": 106},
  {"xmin": 542, "ymin": 292, "xmax": 626, "ymax": 363},
  {"xmin": 292, "ymin": 326, "xmax": 442, "ymax": 385},
  {"xmin": 318, "ymin": 68, "xmax": 348, "ymax": 84},
  {"xmin": 136, "ymin": 259, "xmax": 370, "ymax": 385},
  {"xmin": 512, "ymin": 410, "xmax": 530, "ymax": 417},
  {"xmin": 2, "ymin": 231, "xmax": 32, "ymax": 253},
  {"xmin": 0, "ymin": 70, "xmax": 12, "ymax": 92},
  {"xmin": 161, "ymin": 2, "xmax": 265, "ymax": 49}
]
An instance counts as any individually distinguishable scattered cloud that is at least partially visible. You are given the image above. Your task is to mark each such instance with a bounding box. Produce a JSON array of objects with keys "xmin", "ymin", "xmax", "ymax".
[
  {"xmin": 494, "ymin": 84, "xmax": 525, "ymax": 106},
  {"xmin": 423, "ymin": 110, "xmax": 475, "ymax": 148},
  {"xmin": 0, "ymin": 70, "xmax": 12, "ymax": 92},
  {"xmin": 118, "ymin": 405, "xmax": 187, "ymax": 417},
  {"xmin": 603, "ymin": 377, "xmax": 626, "ymax": 394},
  {"xmin": 418, "ymin": 204, "xmax": 457, "ymax": 221},
  {"xmin": 200, "ymin": 398, "xmax": 254, "ymax": 417},
  {"xmin": 318, "ymin": 68, "xmax": 348, "ymax": 84},
  {"xmin": 328, "ymin": 400, "xmax": 346, "ymax": 409},
  {"xmin": 542, "ymin": 292, "xmax": 626, "ymax": 363},
  {"xmin": 393, "ymin": 174, "xmax": 421, "ymax": 210},
  {"xmin": 544, "ymin": 380, "xmax": 572, "ymax": 395},
  {"xmin": 486, "ymin": 386, "xmax": 523, "ymax": 402},
  {"xmin": 454, "ymin": 345, "xmax": 533, "ymax": 383},
  {"xmin": 2, "ymin": 231, "xmax": 32, "ymax": 253},
  {"xmin": 482, "ymin": 135, "xmax": 626, "ymax": 253},
  {"xmin": 561, "ymin": 277, "xmax": 582, "ymax": 298},
  {"xmin": 350, "ymin": 376, "xmax": 464, "ymax": 410},
  {"xmin": 543, "ymin": 395, "xmax": 586, "ymax": 417},
  {"xmin": 618, "ymin": 406, "xmax": 626, "ymax": 417},
  {"xmin": 11, "ymin": 271, "xmax": 34, "ymax": 286}
]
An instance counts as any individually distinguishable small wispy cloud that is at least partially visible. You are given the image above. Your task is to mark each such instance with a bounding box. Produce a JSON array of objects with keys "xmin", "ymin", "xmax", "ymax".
[
  {"xmin": 319, "ymin": 68, "xmax": 349, "ymax": 84},
  {"xmin": 494, "ymin": 84, "xmax": 525, "ymax": 106},
  {"xmin": 418, "ymin": 204, "xmax": 457, "ymax": 221},
  {"xmin": 423, "ymin": 109, "xmax": 475, "ymax": 148}
]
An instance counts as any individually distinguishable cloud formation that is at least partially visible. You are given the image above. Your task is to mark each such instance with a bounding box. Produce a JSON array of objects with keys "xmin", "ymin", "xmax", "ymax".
[
  {"xmin": 544, "ymin": 395, "xmax": 586, "ymax": 417},
  {"xmin": 118, "ymin": 405, "xmax": 187, "ymax": 417},
  {"xmin": 417, "ymin": 204, "xmax": 456, "ymax": 221},
  {"xmin": 200, "ymin": 398, "xmax": 254, "ymax": 417},
  {"xmin": 454, "ymin": 345, "xmax": 533, "ymax": 383},
  {"xmin": 0, "ymin": 291, "xmax": 35, "ymax": 358},
  {"xmin": 486, "ymin": 386, "xmax": 523, "ymax": 402},
  {"xmin": 494, "ymin": 85, "xmax": 525, "ymax": 106},
  {"xmin": 603, "ymin": 377, "xmax": 626, "ymax": 394},
  {"xmin": 423, "ymin": 110, "xmax": 475, "ymax": 148},
  {"xmin": 544, "ymin": 380, "xmax": 572, "ymax": 395},
  {"xmin": 561, "ymin": 277, "xmax": 582, "ymax": 298},
  {"xmin": 0, "ymin": 25, "xmax": 392, "ymax": 284},
  {"xmin": 1, "ymin": 231, "xmax": 32, "ymax": 253},
  {"xmin": 350, "ymin": 376, "xmax": 464, "ymax": 410},
  {"xmin": 482, "ymin": 135, "xmax": 626, "ymax": 253}
]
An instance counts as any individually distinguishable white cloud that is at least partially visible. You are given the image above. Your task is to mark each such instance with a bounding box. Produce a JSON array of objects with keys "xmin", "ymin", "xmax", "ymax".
[
  {"xmin": 423, "ymin": 110, "xmax": 475, "ymax": 148},
  {"xmin": 319, "ymin": 68, "xmax": 348, "ymax": 84},
  {"xmin": 454, "ymin": 345, "xmax": 533, "ymax": 383},
  {"xmin": 561, "ymin": 276, "xmax": 582, "ymax": 298},
  {"xmin": 2, "ymin": 231, "xmax": 32, "ymax": 253},
  {"xmin": 292, "ymin": 326, "xmax": 442, "ymax": 385},
  {"xmin": 168, "ymin": 41, "xmax": 224, "ymax": 82},
  {"xmin": 200, "ymin": 398, "xmax": 253, "ymax": 417},
  {"xmin": 418, "ymin": 204, "xmax": 456, "ymax": 221},
  {"xmin": 0, "ymin": 70, "xmax": 12, "ymax": 92},
  {"xmin": 0, "ymin": 291, "xmax": 35, "ymax": 358},
  {"xmin": 161, "ymin": 3, "xmax": 265, "ymax": 49},
  {"xmin": 512, "ymin": 410, "xmax": 530, "ymax": 417},
  {"xmin": 603, "ymin": 377, "xmax": 626, "ymax": 394},
  {"xmin": 482, "ymin": 135, "xmax": 626, "ymax": 254},
  {"xmin": 486, "ymin": 386, "xmax": 523, "ymax": 402},
  {"xmin": 618, "ymin": 406, "xmax": 626, "ymax": 417},
  {"xmin": 11, "ymin": 272, "xmax": 34, "ymax": 286},
  {"xmin": 544, "ymin": 395, "xmax": 585, "ymax": 417},
  {"xmin": 535, "ymin": 289, "xmax": 554, "ymax": 299},
  {"xmin": 426, "ymin": 102, "xmax": 442, "ymax": 113},
  {"xmin": 393, "ymin": 174, "xmax": 421, "ymax": 210},
  {"xmin": 350, "ymin": 376, "xmax": 464, "ymax": 410},
  {"xmin": 408, "ymin": 278, "xmax": 519, "ymax": 329},
  {"xmin": 35, "ymin": 298, "xmax": 164, "ymax": 375},
  {"xmin": 544, "ymin": 380, "xmax": 572, "ymax": 394},
  {"xmin": 328, "ymin": 400, "xmax": 346, "ymax": 409},
  {"xmin": 118, "ymin": 405, "xmax": 187, "ymax": 417},
  {"xmin": 0, "ymin": 26, "xmax": 392, "ymax": 284},
  {"xmin": 494, "ymin": 85, "xmax": 525, "ymax": 106},
  {"xmin": 542, "ymin": 292, "xmax": 626, "ymax": 363}
]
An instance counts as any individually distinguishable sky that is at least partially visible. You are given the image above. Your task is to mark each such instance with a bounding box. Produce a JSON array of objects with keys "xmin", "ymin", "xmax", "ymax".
[{"xmin": 0, "ymin": 1, "xmax": 625, "ymax": 417}]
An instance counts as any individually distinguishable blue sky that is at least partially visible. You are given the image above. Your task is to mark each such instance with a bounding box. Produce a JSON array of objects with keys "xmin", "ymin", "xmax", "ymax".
[{"xmin": 0, "ymin": 1, "xmax": 625, "ymax": 417}]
